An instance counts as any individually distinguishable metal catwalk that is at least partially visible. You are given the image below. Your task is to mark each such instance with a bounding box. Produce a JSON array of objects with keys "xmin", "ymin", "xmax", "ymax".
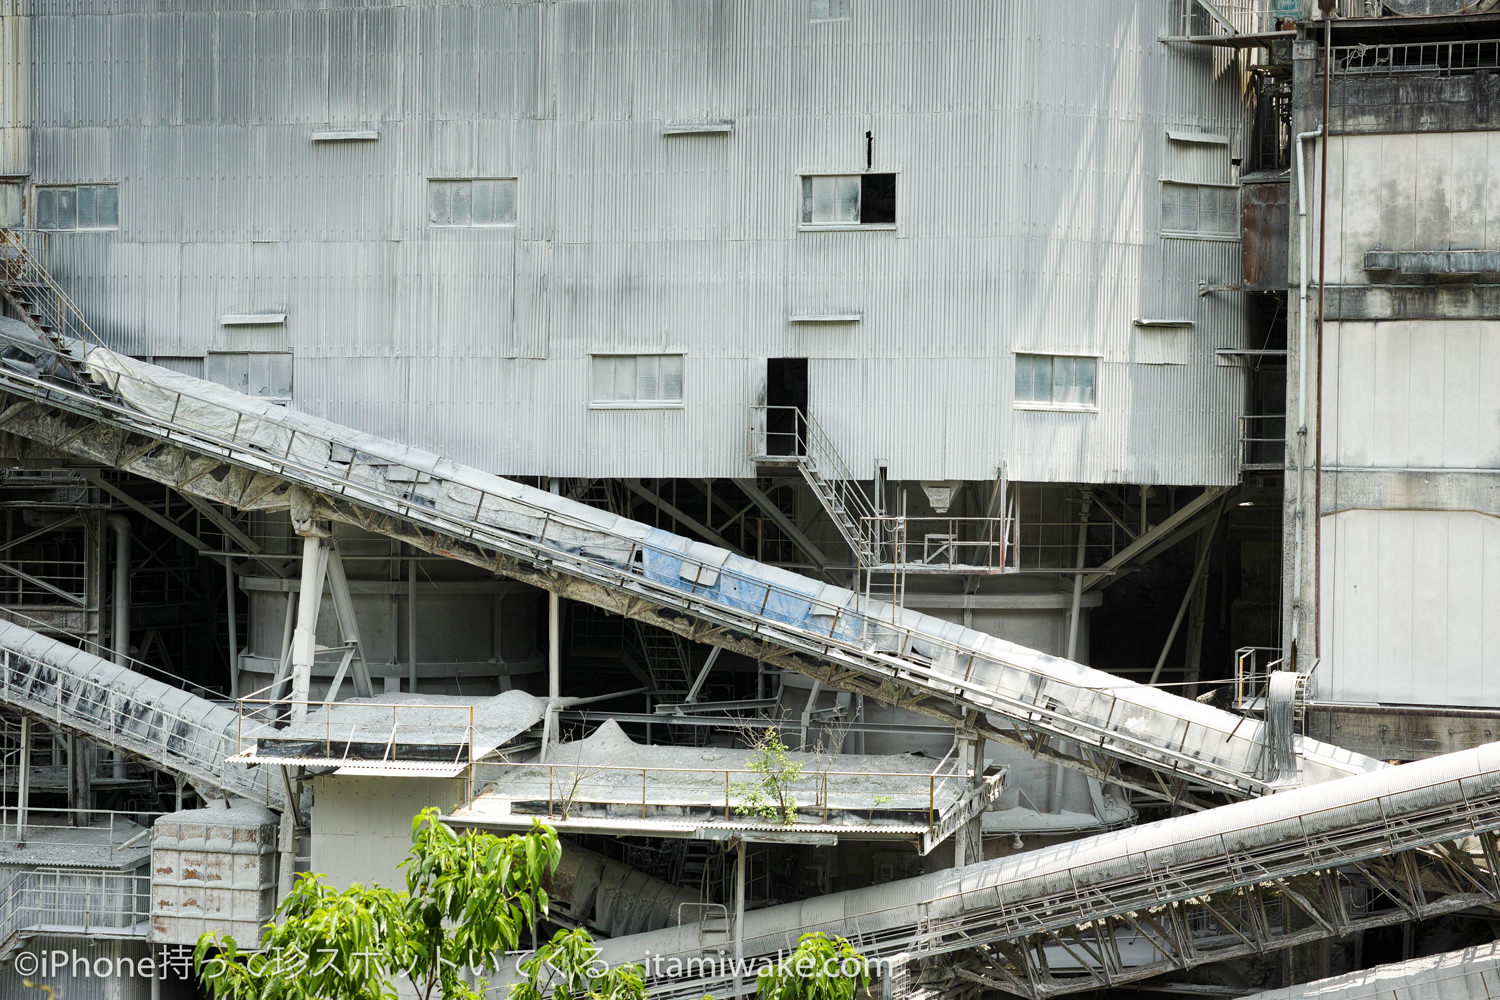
[
  {"xmin": 0, "ymin": 226, "xmax": 1381, "ymax": 804},
  {"xmin": 584, "ymin": 741, "xmax": 1500, "ymax": 998}
]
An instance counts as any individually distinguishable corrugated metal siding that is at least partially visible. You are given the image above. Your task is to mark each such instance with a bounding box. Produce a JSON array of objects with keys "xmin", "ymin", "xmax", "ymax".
[
  {"xmin": 27, "ymin": 0, "xmax": 1248, "ymax": 483},
  {"xmin": 0, "ymin": 6, "xmax": 31, "ymax": 177}
]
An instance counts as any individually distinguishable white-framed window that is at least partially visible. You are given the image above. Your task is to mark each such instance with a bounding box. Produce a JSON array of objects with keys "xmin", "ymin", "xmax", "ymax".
[
  {"xmin": 1015, "ymin": 353, "xmax": 1097, "ymax": 409},
  {"xmin": 428, "ymin": 178, "xmax": 517, "ymax": 228},
  {"xmin": 205, "ymin": 351, "xmax": 293, "ymax": 403},
  {"xmin": 0, "ymin": 183, "xmax": 21, "ymax": 227},
  {"xmin": 800, "ymin": 173, "xmax": 896, "ymax": 227},
  {"xmin": 811, "ymin": 0, "xmax": 851, "ymax": 20},
  {"xmin": 590, "ymin": 354, "xmax": 684, "ymax": 407},
  {"xmin": 1161, "ymin": 182, "xmax": 1238, "ymax": 239},
  {"xmin": 34, "ymin": 184, "xmax": 119, "ymax": 231}
]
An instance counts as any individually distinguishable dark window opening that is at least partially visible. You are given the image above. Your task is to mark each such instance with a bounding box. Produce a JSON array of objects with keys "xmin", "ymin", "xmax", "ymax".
[
  {"xmin": 801, "ymin": 174, "xmax": 897, "ymax": 227},
  {"xmin": 860, "ymin": 173, "xmax": 896, "ymax": 224}
]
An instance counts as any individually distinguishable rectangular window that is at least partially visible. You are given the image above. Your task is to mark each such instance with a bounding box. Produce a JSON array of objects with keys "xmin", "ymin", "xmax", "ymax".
[
  {"xmin": 1015, "ymin": 354, "xmax": 1097, "ymax": 408},
  {"xmin": 590, "ymin": 354, "xmax": 684, "ymax": 406},
  {"xmin": 1161, "ymin": 182, "xmax": 1238, "ymax": 238},
  {"xmin": 34, "ymin": 184, "xmax": 118, "ymax": 231},
  {"xmin": 428, "ymin": 179, "xmax": 517, "ymax": 228},
  {"xmin": 801, "ymin": 173, "xmax": 896, "ymax": 227},
  {"xmin": 205, "ymin": 351, "xmax": 293, "ymax": 403},
  {"xmin": 811, "ymin": 0, "xmax": 851, "ymax": 20},
  {"xmin": 0, "ymin": 183, "xmax": 20, "ymax": 227}
]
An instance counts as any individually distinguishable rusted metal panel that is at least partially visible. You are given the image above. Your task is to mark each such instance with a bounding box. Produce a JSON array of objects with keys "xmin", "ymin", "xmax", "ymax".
[{"xmin": 1242, "ymin": 177, "xmax": 1290, "ymax": 292}]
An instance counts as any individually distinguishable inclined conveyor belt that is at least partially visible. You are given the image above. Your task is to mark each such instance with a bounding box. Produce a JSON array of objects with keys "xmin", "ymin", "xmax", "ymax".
[
  {"xmin": 0, "ymin": 619, "xmax": 278, "ymax": 805},
  {"xmin": 0, "ymin": 334, "xmax": 1383, "ymax": 802},
  {"xmin": 577, "ymin": 741, "xmax": 1500, "ymax": 999}
]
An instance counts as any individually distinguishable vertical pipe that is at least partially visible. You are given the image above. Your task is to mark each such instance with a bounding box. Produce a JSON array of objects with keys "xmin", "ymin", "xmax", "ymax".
[
  {"xmin": 1314, "ymin": 20, "xmax": 1333, "ymax": 661},
  {"xmin": 733, "ymin": 838, "xmax": 746, "ymax": 968},
  {"xmin": 106, "ymin": 515, "xmax": 131, "ymax": 663},
  {"xmin": 407, "ymin": 550, "xmax": 418, "ymax": 694},
  {"xmin": 225, "ymin": 558, "xmax": 239, "ymax": 700},
  {"xmin": 1292, "ymin": 123, "xmax": 1324, "ymax": 668},
  {"xmin": 106, "ymin": 515, "xmax": 131, "ymax": 780},
  {"xmin": 542, "ymin": 481, "xmax": 561, "ymax": 763},
  {"xmin": 1066, "ymin": 494, "xmax": 1092, "ymax": 662},
  {"xmin": 16, "ymin": 715, "xmax": 29, "ymax": 843}
]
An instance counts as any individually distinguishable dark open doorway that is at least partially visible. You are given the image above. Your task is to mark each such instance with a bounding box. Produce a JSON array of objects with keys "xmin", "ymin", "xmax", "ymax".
[{"xmin": 765, "ymin": 358, "xmax": 808, "ymax": 457}]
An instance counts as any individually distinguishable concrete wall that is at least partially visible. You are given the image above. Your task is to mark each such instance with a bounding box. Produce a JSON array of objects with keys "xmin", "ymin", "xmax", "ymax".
[
  {"xmin": 1321, "ymin": 131, "xmax": 1500, "ymax": 287},
  {"xmin": 1319, "ymin": 509, "xmax": 1500, "ymax": 706},
  {"xmin": 1296, "ymin": 123, "xmax": 1500, "ymax": 708},
  {"xmin": 309, "ymin": 774, "xmax": 466, "ymax": 891},
  {"xmin": 1323, "ymin": 319, "xmax": 1500, "ymax": 469}
]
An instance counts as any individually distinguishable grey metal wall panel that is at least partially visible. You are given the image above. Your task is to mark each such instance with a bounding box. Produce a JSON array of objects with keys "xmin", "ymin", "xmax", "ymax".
[{"xmin": 26, "ymin": 0, "xmax": 1249, "ymax": 485}]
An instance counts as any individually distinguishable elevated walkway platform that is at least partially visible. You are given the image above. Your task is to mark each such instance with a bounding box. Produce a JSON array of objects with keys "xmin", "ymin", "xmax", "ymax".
[
  {"xmin": 455, "ymin": 720, "xmax": 1004, "ymax": 853},
  {"xmin": 229, "ymin": 689, "xmax": 547, "ymax": 777},
  {"xmin": 572, "ymin": 742, "xmax": 1500, "ymax": 999}
]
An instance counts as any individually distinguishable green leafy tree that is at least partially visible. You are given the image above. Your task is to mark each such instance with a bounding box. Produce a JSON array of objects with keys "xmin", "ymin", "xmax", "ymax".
[
  {"xmin": 756, "ymin": 932, "xmax": 871, "ymax": 1000},
  {"xmin": 509, "ymin": 927, "xmax": 647, "ymax": 1000},
  {"xmin": 733, "ymin": 726, "xmax": 803, "ymax": 826},
  {"xmin": 194, "ymin": 808, "xmax": 561, "ymax": 1000}
]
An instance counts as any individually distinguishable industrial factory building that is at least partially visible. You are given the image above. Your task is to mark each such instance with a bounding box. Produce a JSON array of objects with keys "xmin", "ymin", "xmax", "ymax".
[{"xmin": 0, "ymin": 0, "xmax": 1496, "ymax": 997}]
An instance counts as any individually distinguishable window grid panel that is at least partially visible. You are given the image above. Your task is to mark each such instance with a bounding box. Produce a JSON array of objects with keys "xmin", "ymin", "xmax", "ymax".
[
  {"xmin": 1015, "ymin": 354, "xmax": 1095, "ymax": 408},
  {"xmin": 591, "ymin": 355, "xmax": 685, "ymax": 404}
]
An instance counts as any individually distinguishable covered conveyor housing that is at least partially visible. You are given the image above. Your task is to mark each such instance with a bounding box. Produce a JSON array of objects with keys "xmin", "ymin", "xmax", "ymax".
[
  {"xmin": 0, "ymin": 228, "xmax": 1382, "ymax": 805},
  {"xmin": 0, "ymin": 618, "xmax": 279, "ymax": 805},
  {"xmin": 575, "ymin": 742, "xmax": 1500, "ymax": 998}
]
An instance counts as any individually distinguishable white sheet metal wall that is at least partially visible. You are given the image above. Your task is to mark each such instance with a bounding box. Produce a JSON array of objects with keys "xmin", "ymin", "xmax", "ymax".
[
  {"xmin": 0, "ymin": 0, "xmax": 28, "ymax": 178},
  {"xmin": 25, "ymin": 1, "xmax": 1249, "ymax": 483},
  {"xmin": 1310, "ymin": 131, "xmax": 1500, "ymax": 708}
]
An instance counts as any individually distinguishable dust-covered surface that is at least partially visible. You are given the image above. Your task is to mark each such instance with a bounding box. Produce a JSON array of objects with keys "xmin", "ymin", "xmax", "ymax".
[
  {"xmin": 460, "ymin": 720, "xmax": 977, "ymax": 833},
  {"xmin": 241, "ymin": 689, "xmax": 546, "ymax": 764},
  {"xmin": 0, "ymin": 814, "xmax": 152, "ymax": 870}
]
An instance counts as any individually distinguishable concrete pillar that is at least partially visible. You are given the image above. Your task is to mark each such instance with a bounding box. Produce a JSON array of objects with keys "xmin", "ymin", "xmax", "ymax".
[
  {"xmin": 288, "ymin": 525, "xmax": 331, "ymax": 721},
  {"xmin": 733, "ymin": 839, "xmax": 746, "ymax": 968},
  {"xmin": 954, "ymin": 731, "xmax": 986, "ymax": 868}
]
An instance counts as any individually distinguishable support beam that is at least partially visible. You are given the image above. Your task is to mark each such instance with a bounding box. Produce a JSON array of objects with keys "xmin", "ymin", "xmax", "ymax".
[
  {"xmin": 623, "ymin": 479, "xmax": 742, "ymax": 553},
  {"xmin": 81, "ymin": 469, "xmax": 209, "ymax": 553},
  {"xmin": 733, "ymin": 478, "xmax": 832, "ymax": 570},
  {"xmin": 683, "ymin": 646, "xmax": 723, "ymax": 704},
  {"xmin": 1193, "ymin": 0, "xmax": 1237, "ymax": 32},
  {"xmin": 0, "ymin": 559, "xmax": 86, "ymax": 606},
  {"xmin": 15, "ymin": 716, "xmax": 30, "ymax": 844},
  {"xmin": 182, "ymin": 494, "xmax": 286, "ymax": 577},
  {"xmin": 1149, "ymin": 497, "xmax": 1227, "ymax": 686},
  {"xmin": 542, "ymin": 482, "xmax": 562, "ymax": 764},
  {"xmin": 1082, "ymin": 485, "xmax": 1230, "ymax": 591},
  {"xmin": 407, "ymin": 549, "xmax": 418, "ymax": 694},
  {"xmin": 1066, "ymin": 493, "xmax": 1092, "ymax": 662},
  {"xmin": 288, "ymin": 524, "xmax": 331, "ymax": 720},
  {"xmin": 322, "ymin": 541, "xmax": 375, "ymax": 701},
  {"xmin": 225, "ymin": 558, "xmax": 240, "ymax": 700}
]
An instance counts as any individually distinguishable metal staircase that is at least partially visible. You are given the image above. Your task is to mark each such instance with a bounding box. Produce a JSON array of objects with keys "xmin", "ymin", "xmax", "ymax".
[
  {"xmin": 0, "ymin": 227, "xmax": 1384, "ymax": 805},
  {"xmin": 749, "ymin": 404, "xmax": 880, "ymax": 566}
]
